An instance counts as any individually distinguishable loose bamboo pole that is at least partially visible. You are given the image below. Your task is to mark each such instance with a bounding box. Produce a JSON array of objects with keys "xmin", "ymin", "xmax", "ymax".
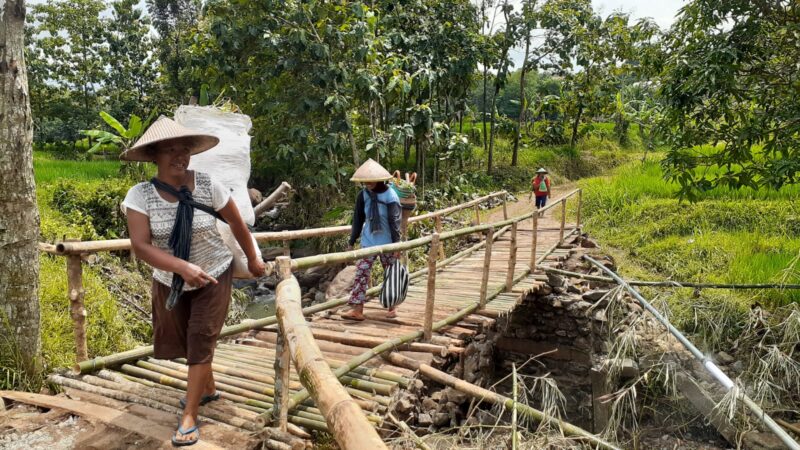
[
  {"xmin": 424, "ymin": 233, "xmax": 440, "ymax": 341},
  {"xmin": 479, "ymin": 227, "xmax": 494, "ymax": 308},
  {"xmin": 576, "ymin": 189, "xmax": 582, "ymax": 229},
  {"xmin": 254, "ymin": 181, "xmax": 293, "ymax": 218},
  {"xmin": 66, "ymin": 251, "xmax": 88, "ymax": 362},
  {"xmin": 505, "ymin": 222, "xmax": 518, "ymax": 291},
  {"xmin": 274, "ymin": 256, "xmax": 386, "ymax": 450},
  {"xmin": 434, "ymin": 216, "xmax": 444, "ymax": 260},
  {"xmin": 584, "ymin": 255, "xmax": 800, "ymax": 450},
  {"xmin": 530, "ymin": 211, "xmax": 538, "ymax": 272},
  {"xmin": 388, "ymin": 355, "xmax": 621, "ymax": 450},
  {"xmin": 559, "ymin": 198, "xmax": 567, "ymax": 243}
]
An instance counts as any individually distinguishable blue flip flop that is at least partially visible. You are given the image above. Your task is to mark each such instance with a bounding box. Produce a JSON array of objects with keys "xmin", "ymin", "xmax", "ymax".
[
  {"xmin": 179, "ymin": 391, "xmax": 221, "ymax": 409},
  {"xmin": 171, "ymin": 424, "xmax": 199, "ymax": 447}
]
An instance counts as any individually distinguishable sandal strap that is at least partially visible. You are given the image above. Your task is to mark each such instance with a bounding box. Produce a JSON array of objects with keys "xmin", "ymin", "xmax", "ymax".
[{"xmin": 177, "ymin": 425, "xmax": 198, "ymax": 435}]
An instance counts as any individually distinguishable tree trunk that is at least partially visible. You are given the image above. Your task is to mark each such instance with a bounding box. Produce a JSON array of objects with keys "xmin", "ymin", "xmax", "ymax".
[
  {"xmin": 570, "ymin": 104, "xmax": 583, "ymax": 147},
  {"xmin": 482, "ymin": 66, "xmax": 488, "ymax": 153},
  {"xmin": 487, "ymin": 83, "xmax": 500, "ymax": 175},
  {"xmin": 0, "ymin": 0, "xmax": 42, "ymax": 379},
  {"xmin": 512, "ymin": 34, "xmax": 531, "ymax": 167}
]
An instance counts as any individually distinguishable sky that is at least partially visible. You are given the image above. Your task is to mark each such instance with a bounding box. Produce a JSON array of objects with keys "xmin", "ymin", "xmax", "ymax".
[{"xmin": 507, "ymin": 0, "xmax": 687, "ymax": 67}]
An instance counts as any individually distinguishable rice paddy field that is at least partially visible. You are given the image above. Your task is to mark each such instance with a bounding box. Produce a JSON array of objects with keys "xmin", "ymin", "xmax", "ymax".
[{"xmin": 578, "ymin": 156, "xmax": 800, "ymax": 349}]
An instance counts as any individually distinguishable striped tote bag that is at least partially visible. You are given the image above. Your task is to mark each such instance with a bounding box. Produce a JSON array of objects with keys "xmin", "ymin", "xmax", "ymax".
[{"xmin": 380, "ymin": 259, "xmax": 410, "ymax": 309}]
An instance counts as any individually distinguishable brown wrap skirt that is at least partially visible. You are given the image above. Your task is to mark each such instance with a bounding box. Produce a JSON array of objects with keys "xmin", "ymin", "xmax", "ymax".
[{"xmin": 151, "ymin": 264, "xmax": 233, "ymax": 365}]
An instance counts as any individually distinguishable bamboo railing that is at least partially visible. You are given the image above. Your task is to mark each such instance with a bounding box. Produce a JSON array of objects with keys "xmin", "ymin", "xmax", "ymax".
[
  {"xmin": 46, "ymin": 190, "xmax": 509, "ymax": 363},
  {"xmin": 266, "ymin": 189, "xmax": 583, "ymax": 446}
]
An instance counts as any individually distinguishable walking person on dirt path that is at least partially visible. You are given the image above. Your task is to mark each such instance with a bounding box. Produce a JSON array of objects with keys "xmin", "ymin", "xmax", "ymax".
[
  {"xmin": 531, "ymin": 167, "xmax": 552, "ymax": 209},
  {"xmin": 342, "ymin": 158, "xmax": 402, "ymax": 321},
  {"xmin": 121, "ymin": 117, "xmax": 266, "ymax": 447}
]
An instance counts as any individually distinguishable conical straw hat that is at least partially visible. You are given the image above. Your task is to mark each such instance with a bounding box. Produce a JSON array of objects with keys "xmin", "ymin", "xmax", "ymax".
[
  {"xmin": 120, "ymin": 116, "xmax": 220, "ymax": 162},
  {"xmin": 350, "ymin": 158, "xmax": 392, "ymax": 182},
  {"xmin": 536, "ymin": 167, "xmax": 548, "ymax": 173}
]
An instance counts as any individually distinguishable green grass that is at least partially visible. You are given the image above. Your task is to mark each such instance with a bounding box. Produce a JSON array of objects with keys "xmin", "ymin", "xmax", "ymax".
[
  {"xmin": 34, "ymin": 151, "xmax": 121, "ymax": 184},
  {"xmin": 0, "ymin": 152, "xmax": 152, "ymax": 390},
  {"xmin": 579, "ymin": 157, "xmax": 800, "ymax": 311}
]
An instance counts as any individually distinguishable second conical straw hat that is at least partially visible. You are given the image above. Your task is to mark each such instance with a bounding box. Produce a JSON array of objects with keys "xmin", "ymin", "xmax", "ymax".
[{"xmin": 350, "ymin": 158, "xmax": 392, "ymax": 182}]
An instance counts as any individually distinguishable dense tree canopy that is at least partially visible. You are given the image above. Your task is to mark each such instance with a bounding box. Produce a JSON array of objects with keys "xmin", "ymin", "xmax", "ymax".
[
  {"xmin": 659, "ymin": 0, "xmax": 800, "ymax": 198},
  {"xmin": 21, "ymin": 0, "xmax": 800, "ymax": 197}
]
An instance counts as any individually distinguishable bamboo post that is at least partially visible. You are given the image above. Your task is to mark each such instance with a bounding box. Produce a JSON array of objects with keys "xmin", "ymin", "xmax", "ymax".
[
  {"xmin": 559, "ymin": 198, "xmax": 567, "ymax": 243},
  {"xmin": 66, "ymin": 246, "xmax": 88, "ymax": 362},
  {"xmin": 272, "ymin": 333, "xmax": 291, "ymax": 431},
  {"xmin": 530, "ymin": 211, "xmax": 538, "ymax": 272},
  {"xmin": 282, "ymin": 240, "xmax": 291, "ymax": 257},
  {"xmin": 273, "ymin": 257, "xmax": 293, "ymax": 430},
  {"xmin": 473, "ymin": 204, "xmax": 480, "ymax": 225},
  {"xmin": 502, "ymin": 196, "xmax": 508, "ymax": 220},
  {"xmin": 273, "ymin": 256, "xmax": 386, "ymax": 449},
  {"xmin": 506, "ymin": 222, "xmax": 518, "ymax": 291},
  {"xmin": 424, "ymin": 233, "xmax": 440, "ymax": 341},
  {"xmin": 434, "ymin": 216, "xmax": 445, "ymax": 260},
  {"xmin": 576, "ymin": 189, "xmax": 583, "ymax": 230},
  {"xmin": 479, "ymin": 227, "xmax": 494, "ymax": 308}
]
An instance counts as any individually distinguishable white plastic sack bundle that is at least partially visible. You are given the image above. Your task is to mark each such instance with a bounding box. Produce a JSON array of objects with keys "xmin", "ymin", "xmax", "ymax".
[
  {"xmin": 175, "ymin": 105, "xmax": 256, "ymax": 226},
  {"xmin": 175, "ymin": 105, "xmax": 261, "ymax": 279}
]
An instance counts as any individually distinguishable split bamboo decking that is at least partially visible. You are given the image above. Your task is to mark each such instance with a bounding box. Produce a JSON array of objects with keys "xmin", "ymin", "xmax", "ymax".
[{"xmin": 48, "ymin": 191, "xmax": 580, "ymax": 448}]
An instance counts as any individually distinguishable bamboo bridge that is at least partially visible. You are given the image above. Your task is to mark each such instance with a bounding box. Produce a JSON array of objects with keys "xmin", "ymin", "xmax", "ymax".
[
  {"xmin": 8, "ymin": 186, "xmax": 800, "ymax": 449},
  {"xmin": 20, "ymin": 189, "xmax": 614, "ymax": 449}
]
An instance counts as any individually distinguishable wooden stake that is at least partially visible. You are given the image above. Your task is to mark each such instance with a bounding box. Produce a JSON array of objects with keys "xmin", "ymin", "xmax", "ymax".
[
  {"xmin": 473, "ymin": 204, "xmax": 480, "ymax": 225},
  {"xmin": 424, "ymin": 233, "xmax": 440, "ymax": 341},
  {"xmin": 434, "ymin": 216, "xmax": 444, "ymax": 260},
  {"xmin": 512, "ymin": 363, "xmax": 519, "ymax": 450},
  {"xmin": 479, "ymin": 227, "xmax": 494, "ymax": 308},
  {"xmin": 282, "ymin": 240, "xmax": 290, "ymax": 257},
  {"xmin": 559, "ymin": 198, "xmax": 567, "ymax": 243},
  {"xmin": 505, "ymin": 222, "xmax": 518, "ymax": 291},
  {"xmin": 66, "ymin": 251, "xmax": 88, "ymax": 362},
  {"xmin": 530, "ymin": 212, "xmax": 538, "ymax": 272},
  {"xmin": 576, "ymin": 189, "xmax": 583, "ymax": 230},
  {"xmin": 502, "ymin": 197, "xmax": 508, "ymax": 220}
]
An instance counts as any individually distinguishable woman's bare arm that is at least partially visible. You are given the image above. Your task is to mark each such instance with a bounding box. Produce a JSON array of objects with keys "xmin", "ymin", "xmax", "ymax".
[
  {"xmin": 127, "ymin": 210, "xmax": 218, "ymax": 287},
  {"xmin": 217, "ymin": 199, "xmax": 266, "ymax": 277}
]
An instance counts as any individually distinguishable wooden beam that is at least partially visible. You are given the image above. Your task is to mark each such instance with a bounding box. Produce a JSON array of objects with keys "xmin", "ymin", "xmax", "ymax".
[{"xmin": 0, "ymin": 390, "xmax": 223, "ymax": 449}]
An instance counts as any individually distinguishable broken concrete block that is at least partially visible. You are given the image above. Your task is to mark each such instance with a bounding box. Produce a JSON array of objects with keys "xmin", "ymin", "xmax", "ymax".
[{"xmin": 582, "ymin": 289, "xmax": 609, "ymax": 302}]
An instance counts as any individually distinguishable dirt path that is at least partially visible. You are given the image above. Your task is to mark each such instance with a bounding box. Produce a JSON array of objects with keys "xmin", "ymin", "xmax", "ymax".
[{"xmin": 485, "ymin": 183, "xmax": 577, "ymax": 224}]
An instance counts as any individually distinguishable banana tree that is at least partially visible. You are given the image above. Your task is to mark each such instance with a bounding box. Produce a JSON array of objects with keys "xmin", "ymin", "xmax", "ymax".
[{"xmin": 80, "ymin": 110, "xmax": 156, "ymax": 156}]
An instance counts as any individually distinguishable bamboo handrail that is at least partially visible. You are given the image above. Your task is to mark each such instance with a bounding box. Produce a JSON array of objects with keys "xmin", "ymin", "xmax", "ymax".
[
  {"xmin": 73, "ymin": 221, "xmax": 513, "ymax": 374},
  {"xmin": 47, "ymin": 191, "xmax": 509, "ymax": 255},
  {"xmin": 290, "ymin": 189, "xmax": 582, "ymax": 270},
  {"xmin": 274, "ymin": 256, "xmax": 387, "ymax": 449},
  {"xmin": 262, "ymin": 228, "xmax": 582, "ymax": 425}
]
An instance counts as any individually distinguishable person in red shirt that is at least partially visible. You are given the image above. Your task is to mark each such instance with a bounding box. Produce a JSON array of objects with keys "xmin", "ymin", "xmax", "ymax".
[{"xmin": 531, "ymin": 167, "xmax": 551, "ymax": 209}]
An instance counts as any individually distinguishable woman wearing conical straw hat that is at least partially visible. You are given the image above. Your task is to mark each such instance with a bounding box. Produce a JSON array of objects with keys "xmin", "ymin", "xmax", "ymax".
[
  {"xmin": 120, "ymin": 117, "xmax": 266, "ymax": 446},
  {"xmin": 343, "ymin": 158, "xmax": 402, "ymax": 321}
]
